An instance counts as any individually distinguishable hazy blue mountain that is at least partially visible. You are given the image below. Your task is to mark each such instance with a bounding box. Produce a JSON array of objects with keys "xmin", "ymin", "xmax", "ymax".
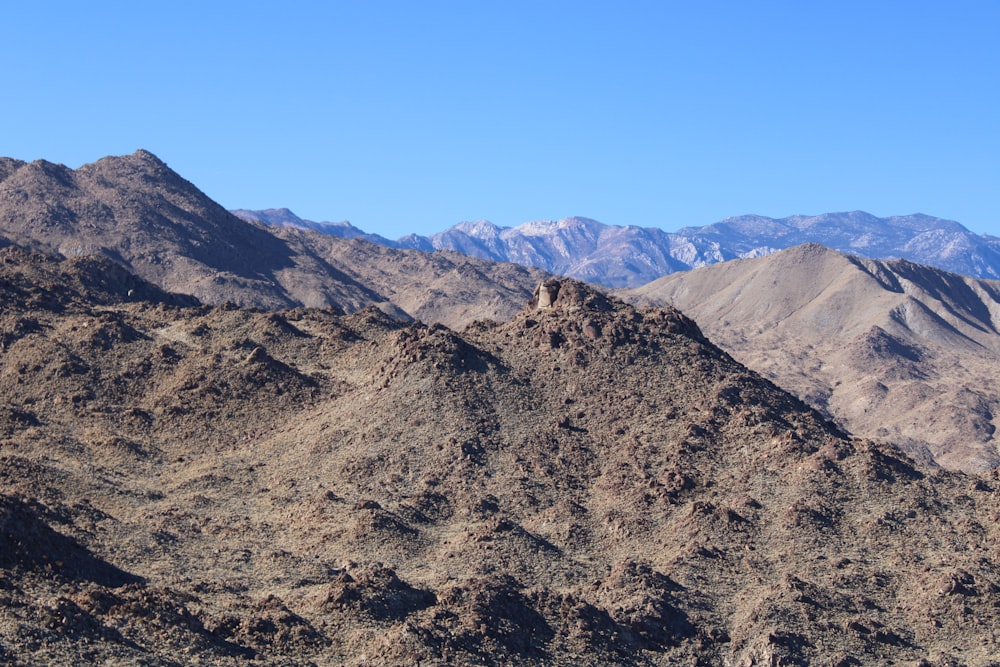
[
  {"xmin": 235, "ymin": 209, "xmax": 1000, "ymax": 287},
  {"xmin": 681, "ymin": 212, "xmax": 1000, "ymax": 280},
  {"xmin": 231, "ymin": 207, "xmax": 402, "ymax": 248}
]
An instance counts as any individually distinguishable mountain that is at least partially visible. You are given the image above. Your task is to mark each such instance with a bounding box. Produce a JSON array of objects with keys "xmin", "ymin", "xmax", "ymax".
[
  {"xmin": 422, "ymin": 218, "xmax": 693, "ymax": 288},
  {"xmin": 240, "ymin": 208, "xmax": 1000, "ymax": 287},
  {"xmin": 231, "ymin": 207, "xmax": 401, "ymax": 247},
  {"xmin": 0, "ymin": 151, "xmax": 547, "ymax": 329},
  {"xmin": 628, "ymin": 243, "xmax": 1000, "ymax": 473},
  {"xmin": 8, "ymin": 151, "xmax": 999, "ymax": 470},
  {"xmin": 241, "ymin": 213, "xmax": 695, "ymax": 287},
  {"xmin": 0, "ymin": 150, "xmax": 323, "ymax": 308},
  {"xmin": 679, "ymin": 211, "xmax": 1000, "ymax": 279},
  {"xmin": 2, "ymin": 263, "xmax": 1000, "ymax": 664}
]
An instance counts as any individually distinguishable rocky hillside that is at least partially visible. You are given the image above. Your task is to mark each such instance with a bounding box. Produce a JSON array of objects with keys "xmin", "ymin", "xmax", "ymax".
[
  {"xmin": 2, "ymin": 249, "xmax": 1000, "ymax": 665},
  {"xmin": 629, "ymin": 243, "xmax": 1000, "ymax": 473},
  {"xmin": 239, "ymin": 207, "xmax": 1000, "ymax": 287},
  {"xmin": 0, "ymin": 151, "xmax": 546, "ymax": 329}
]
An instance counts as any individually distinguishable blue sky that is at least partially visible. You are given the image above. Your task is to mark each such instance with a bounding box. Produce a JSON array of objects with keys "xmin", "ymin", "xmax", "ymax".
[{"xmin": 3, "ymin": 1, "xmax": 998, "ymax": 238}]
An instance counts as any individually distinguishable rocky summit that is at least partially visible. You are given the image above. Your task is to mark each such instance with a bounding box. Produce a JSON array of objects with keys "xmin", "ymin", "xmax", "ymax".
[{"xmin": 1, "ymin": 249, "xmax": 1000, "ymax": 665}]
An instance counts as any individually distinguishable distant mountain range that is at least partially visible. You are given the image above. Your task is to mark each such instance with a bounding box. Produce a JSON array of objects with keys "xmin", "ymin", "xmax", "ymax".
[
  {"xmin": 233, "ymin": 208, "xmax": 1000, "ymax": 287},
  {"xmin": 229, "ymin": 207, "xmax": 401, "ymax": 247}
]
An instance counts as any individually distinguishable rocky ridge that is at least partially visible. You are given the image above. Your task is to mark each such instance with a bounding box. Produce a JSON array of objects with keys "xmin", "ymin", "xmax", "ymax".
[{"xmin": 1, "ymin": 251, "xmax": 1000, "ymax": 664}]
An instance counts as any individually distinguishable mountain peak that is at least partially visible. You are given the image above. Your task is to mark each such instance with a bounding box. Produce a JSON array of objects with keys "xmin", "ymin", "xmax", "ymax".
[
  {"xmin": 523, "ymin": 277, "xmax": 710, "ymax": 350},
  {"xmin": 131, "ymin": 148, "xmax": 165, "ymax": 164},
  {"xmin": 231, "ymin": 208, "xmax": 306, "ymax": 227},
  {"xmin": 453, "ymin": 220, "xmax": 503, "ymax": 236},
  {"xmin": 75, "ymin": 150, "xmax": 183, "ymax": 189},
  {"xmin": 83, "ymin": 149, "xmax": 170, "ymax": 173}
]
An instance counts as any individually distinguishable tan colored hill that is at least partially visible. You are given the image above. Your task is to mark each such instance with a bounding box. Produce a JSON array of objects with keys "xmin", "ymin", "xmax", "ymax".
[
  {"xmin": 0, "ymin": 150, "xmax": 547, "ymax": 329},
  {"xmin": 2, "ymin": 250, "xmax": 1000, "ymax": 665},
  {"xmin": 628, "ymin": 243, "xmax": 1000, "ymax": 473}
]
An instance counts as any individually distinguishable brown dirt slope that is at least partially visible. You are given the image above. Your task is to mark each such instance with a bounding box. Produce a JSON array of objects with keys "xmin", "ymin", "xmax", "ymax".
[
  {"xmin": 628, "ymin": 243, "xmax": 1000, "ymax": 473},
  {"xmin": 2, "ymin": 255, "xmax": 1000, "ymax": 665},
  {"xmin": 0, "ymin": 151, "xmax": 545, "ymax": 329}
]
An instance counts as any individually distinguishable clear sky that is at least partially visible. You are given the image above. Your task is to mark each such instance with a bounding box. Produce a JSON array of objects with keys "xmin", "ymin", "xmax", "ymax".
[{"xmin": 2, "ymin": 1, "xmax": 998, "ymax": 239}]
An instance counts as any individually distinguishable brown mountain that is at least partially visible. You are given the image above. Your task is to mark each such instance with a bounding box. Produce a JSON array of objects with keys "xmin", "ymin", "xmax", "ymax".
[
  {"xmin": 628, "ymin": 243, "xmax": 1000, "ymax": 473},
  {"xmin": 0, "ymin": 150, "xmax": 547, "ymax": 329},
  {"xmin": 2, "ymin": 253, "xmax": 1000, "ymax": 665}
]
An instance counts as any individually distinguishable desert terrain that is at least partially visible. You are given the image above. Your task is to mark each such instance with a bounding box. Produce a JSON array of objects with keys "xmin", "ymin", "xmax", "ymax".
[
  {"xmin": 2, "ymin": 152, "xmax": 1000, "ymax": 665},
  {"xmin": 1, "ymin": 249, "xmax": 999, "ymax": 664}
]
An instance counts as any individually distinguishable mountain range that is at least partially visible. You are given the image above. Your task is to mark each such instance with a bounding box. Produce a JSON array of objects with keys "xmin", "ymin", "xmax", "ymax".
[
  {"xmin": 4, "ymin": 149, "xmax": 1000, "ymax": 663},
  {"xmin": 234, "ymin": 208, "xmax": 1000, "ymax": 288},
  {"xmin": 4, "ymin": 151, "xmax": 1000, "ymax": 475},
  {"xmin": 4, "ymin": 150, "xmax": 999, "ymax": 475}
]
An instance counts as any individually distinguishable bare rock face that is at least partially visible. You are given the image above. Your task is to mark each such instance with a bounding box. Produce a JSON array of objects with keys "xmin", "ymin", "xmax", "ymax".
[
  {"xmin": 3, "ymin": 264, "xmax": 1000, "ymax": 665},
  {"xmin": 533, "ymin": 278, "xmax": 614, "ymax": 312},
  {"xmin": 534, "ymin": 279, "xmax": 561, "ymax": 308}
]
